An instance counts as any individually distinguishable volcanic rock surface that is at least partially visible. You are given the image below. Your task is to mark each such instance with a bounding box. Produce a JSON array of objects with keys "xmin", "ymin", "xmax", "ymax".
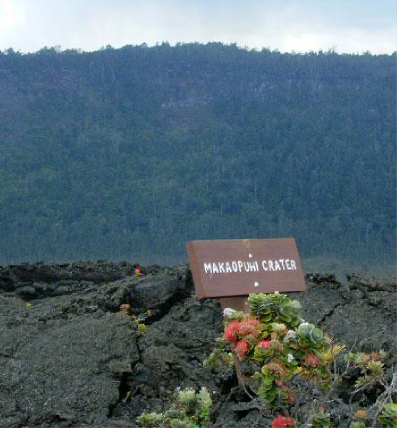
[{"xmin": 0, "ymin": 262, "xmax": 396, "ymax": 427}]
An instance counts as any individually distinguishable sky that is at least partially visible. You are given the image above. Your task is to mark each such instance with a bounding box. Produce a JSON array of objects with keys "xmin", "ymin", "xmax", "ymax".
[{"xmin": 0, "ymin": 0, "xmax": 395, "ymax": 54}]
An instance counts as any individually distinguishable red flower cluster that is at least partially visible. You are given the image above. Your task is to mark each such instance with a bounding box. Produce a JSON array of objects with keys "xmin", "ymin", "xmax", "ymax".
[
  {"xmin": 223, "ymin": 318, "xmax": 261, "ymax": 344},
  {"xmin": 239, "ymin": 318, "xmax": 261, "ymax": 336},
  {"xmin": 224, "ymin": 321, "xmax": 241, "ymax": 344},
  {"xmin": 304, "ymin": 354, "xmax": 320, "ymax": 367},
  {"xmin": 259, "ymin": 340, "xmax": 272, "ymax": 349},
  {"xmin": 272, "ymin": 415, "xmax": 295, "ymax": 428},
  {"xmin": 224, "ymin": 318, "xmax": 261, "ymax": 360}
]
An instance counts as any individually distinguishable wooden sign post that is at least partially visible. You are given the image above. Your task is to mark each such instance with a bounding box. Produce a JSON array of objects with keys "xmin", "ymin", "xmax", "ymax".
[{"xmin": 186, "ymin": 238, "xmax": 306, "ymax": 384}]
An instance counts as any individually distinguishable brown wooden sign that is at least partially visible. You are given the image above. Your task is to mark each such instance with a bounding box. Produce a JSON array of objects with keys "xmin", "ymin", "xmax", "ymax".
[{"xmin": 187, "ymin": 238, "xmax": 305, "ymax": 299}]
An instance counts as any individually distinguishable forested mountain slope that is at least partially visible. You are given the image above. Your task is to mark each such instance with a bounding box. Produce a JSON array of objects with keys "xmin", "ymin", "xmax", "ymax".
[{"xmin": 0, "ymin": 44, "xmax": 395, "ymax": 265}]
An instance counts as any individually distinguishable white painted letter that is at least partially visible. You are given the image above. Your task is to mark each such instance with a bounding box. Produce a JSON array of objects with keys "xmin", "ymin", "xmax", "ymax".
[{"xmin": 204, "ymin": 263, "xmax": 212, "ymax": 274}]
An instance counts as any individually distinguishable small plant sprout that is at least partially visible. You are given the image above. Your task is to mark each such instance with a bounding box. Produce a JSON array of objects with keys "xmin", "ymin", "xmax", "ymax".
[
  {"xmin": 378, "ymin": 402, "xmax": 397, "ymax": 427},
  {"xmin": 119, "ymin": 303, "xmax": 147, "ymax": 336},
  {"xmin": 309, "ymin": 410, "xmax": 331, "ymax": 428},
  {"xmin": 349, "ymin": 422, "xmax": 366, "ymax": 428},
  {"xmin": 137, "ymin": 387, "xmax": 212, "ymax": 427},
  {"xmin": 346, "ymin": 350, "xmax": 388, "ymax": 394},
  {"xmin": 120, "ymin": 303, "xmax": 130, "ymax": 313}
]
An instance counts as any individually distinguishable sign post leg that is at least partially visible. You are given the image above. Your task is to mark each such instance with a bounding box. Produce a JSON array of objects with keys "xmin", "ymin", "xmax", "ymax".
[{"xmin": 220, "ymin": 296, "xmax": 250, "ymax": 314}]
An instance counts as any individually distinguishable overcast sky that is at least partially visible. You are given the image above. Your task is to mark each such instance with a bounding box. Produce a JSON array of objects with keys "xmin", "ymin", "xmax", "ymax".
[{"xmin": 0, "ymin": 0, "xmax": 395, "ymax": 54}]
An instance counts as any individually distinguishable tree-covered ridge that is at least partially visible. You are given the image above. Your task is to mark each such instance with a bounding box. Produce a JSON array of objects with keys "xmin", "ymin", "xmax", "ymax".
[{"xmin": 0, "ymin": 43, "xmax": 395, "ymax": 265}]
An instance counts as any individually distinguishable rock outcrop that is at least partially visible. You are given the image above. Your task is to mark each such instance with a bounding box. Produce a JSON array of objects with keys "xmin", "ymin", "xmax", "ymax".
[{"xmin": 0, "ymin": 262, "xmax": 395, "ymax": 427}]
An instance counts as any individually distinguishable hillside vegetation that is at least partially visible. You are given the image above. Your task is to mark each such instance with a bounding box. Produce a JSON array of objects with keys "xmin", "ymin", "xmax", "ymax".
[{"xmin": 0, "ymin": 43, "xmax": 395, "ymax": 265}]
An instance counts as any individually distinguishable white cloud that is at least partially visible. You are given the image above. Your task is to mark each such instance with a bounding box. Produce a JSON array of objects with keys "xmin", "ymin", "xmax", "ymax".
[
  {"xmin": 0, "ymin": 0, "xmax": 395, "ymax": 54},
  {"xmin": 0, "ymin": 0, "xmax": 25, "ymax": 33},
  {"xmin": 277, "ymin": 28, "xmax": 396, "ymax": 54}
]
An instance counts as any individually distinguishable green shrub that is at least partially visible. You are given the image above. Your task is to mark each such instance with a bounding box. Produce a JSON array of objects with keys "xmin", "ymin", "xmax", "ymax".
[
  {"xmin": 211, "ymin": 292, "xmax": 335, "ymax": 405},
  {"xmin": 137, "ymin": 387, "xmax": 212, "ymax": 428}
]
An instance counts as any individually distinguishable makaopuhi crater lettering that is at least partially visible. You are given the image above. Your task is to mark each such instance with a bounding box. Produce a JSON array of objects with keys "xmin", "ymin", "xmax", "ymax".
[{"xmin": 203, "ymin": 259, "xmax": 297, "ymax": 274}]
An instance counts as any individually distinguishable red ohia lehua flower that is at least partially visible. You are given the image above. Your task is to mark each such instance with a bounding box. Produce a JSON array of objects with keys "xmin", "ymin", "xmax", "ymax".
[
  {"xmin": 259, "ymin": 339, "xmax": 272, "ymax": 349},
  {"xmin": 224, "ymin": 321, "xmax": 241, "ymax": 344},
  {"xmin": 272, "ymin": 415, "xmax": 296, "ymax": 428},
  {"xmin": 305, "ymin": 354, "xmax": 320, "ymax": 367},
  {"xmin": 238, "ymin": 318, "xmax": 261, "ymax": 336}
]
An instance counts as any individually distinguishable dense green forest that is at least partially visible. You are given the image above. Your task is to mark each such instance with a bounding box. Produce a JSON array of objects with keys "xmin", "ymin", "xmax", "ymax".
[{"xmin": 0, "ymin": 43, "xmax": 395, "ymax": 267}]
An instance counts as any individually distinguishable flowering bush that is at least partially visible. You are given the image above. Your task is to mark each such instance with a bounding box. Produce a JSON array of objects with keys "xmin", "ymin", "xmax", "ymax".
[
  {"xmin": 204, "ymin": 292, "xmax": 394, "ymax": 427},
  {"xmin": 217, "ymin": 292, "xmax": 333, "ymax": 404}
]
